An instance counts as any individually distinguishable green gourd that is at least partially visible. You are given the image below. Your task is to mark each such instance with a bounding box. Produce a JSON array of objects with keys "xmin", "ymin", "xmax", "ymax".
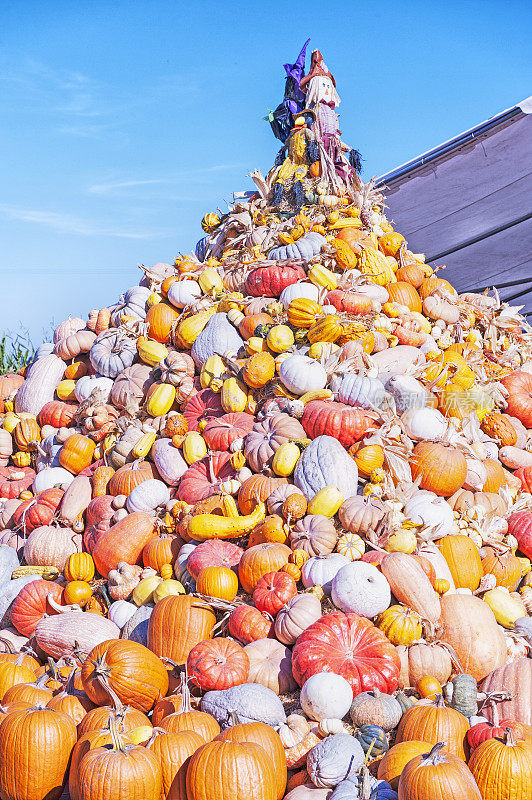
[{"xmin": 446, "ymin": 673, "xmax": 478, "ymax": 718}]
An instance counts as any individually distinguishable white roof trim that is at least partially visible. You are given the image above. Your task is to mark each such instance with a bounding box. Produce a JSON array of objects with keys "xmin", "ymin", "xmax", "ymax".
[{"xmin": 378, "ymin": 96, "xmax": 532, "ymax": 185}]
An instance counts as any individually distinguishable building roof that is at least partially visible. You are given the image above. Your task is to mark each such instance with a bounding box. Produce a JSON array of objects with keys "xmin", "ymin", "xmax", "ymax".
[{"xmin": 378, "ymin": 98, "xmax": 532, "ymax": 314}]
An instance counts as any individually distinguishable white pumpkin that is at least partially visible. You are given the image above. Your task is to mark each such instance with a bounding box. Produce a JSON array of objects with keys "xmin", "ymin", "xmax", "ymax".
[
  {"xmin": 419, "ymin": 334, "xmax": 439, "ymax": 354},
  {"xmin": 331, "ymin": 561, "xmax": 391, "ymax": 616},
  {"xmin": 301, "ymin": 553, "xmax": 350, "ymax": 596},
  {"xmin": 74, "ymin": 374, "xmax": 114, "ymax": 403},
  {"xmin": 278, "ymin": 354, "xmax": 327, "ymax": 396},
  {"xmin": 167, "ymin": 280, "xmax": 203, "ymax": 309},
  {"xmin": 401, "ymin": 407, "xmax": 447, "ymax": 441},
  {"xmin": 126, "ymin": 479, "xmax": 171, "ymax": 514},
  {"xmin": 372, "ymin": 345, "xmax": 426, "ymax": 380},
  {"xmin": 385, "ymin": 375, "xmax": 429, "ymax": 414},
  {"xmin": 404, "ymin": 490, "xmax": 455, "ymax": 539},
  {"xmin": 300, "ymin": 672, "xmax": 353, "ymax": 722},
  {"xmin": 33, "ymin": 467, "xmax": 74, "ymax": 494},
  {"xmin": 279, "ymin": 282, "xmax": 320, "ymax": 308},
  {"xmin": 307, "ymin": 734, "xmax": 364, "ymax": 788},
  {"xmin": 108, "ymin": 599, "xmax": 137, "ymax": 628}
]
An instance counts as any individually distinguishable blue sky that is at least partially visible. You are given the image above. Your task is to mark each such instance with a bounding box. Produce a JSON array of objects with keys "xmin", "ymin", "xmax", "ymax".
[{"xmin": 2, "ymin": 0, "xmax": 531, "ymax": 344}]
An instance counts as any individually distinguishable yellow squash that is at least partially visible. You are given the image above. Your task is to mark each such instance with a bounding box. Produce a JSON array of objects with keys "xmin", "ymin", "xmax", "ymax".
[
  {"xmin": 307, "ymin": 486, "xmax": 344, "ymax": 517},
  {"xmin": 272, "ymin": 441, "xmax": 301, "ymax": 477},
  {"xmin": 221, "ymin": 377, "xmax": 248, "ymax": 413},
  {"xmin": 187, "ymin": 501, "xmax": 266, "ymax": 541},
  {"xmin": 182, "ymin": 431, "xmax": 208, "ymax": 465},
  {"xmin": 146, "ymin": 383, "xmax": 176, "ymax": 417},
  {"xmin": 137, "ymin": 339, "xmax": 169, "ymax": 366},
  {"xmin": 174, "ymin": 308, "xmax": 217, "ymax": 348},
  {"xmin": 200, "ymin": 355, "xmax": 227, "ymax": 392}
]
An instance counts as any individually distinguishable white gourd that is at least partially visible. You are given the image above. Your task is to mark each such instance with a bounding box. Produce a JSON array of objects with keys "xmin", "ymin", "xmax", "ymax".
[
  {"xmin": 300, "ymin": 673, "xmax": 353, "ymax": 722},
  {"xmin": 331, "ymin": 561, "xmax": 391, "ymax": 616}
]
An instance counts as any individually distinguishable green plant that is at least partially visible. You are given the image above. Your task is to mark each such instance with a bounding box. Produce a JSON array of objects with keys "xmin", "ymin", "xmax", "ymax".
[{"xmin": 0, "ymin": 330, "xmax": 34, "ymax": 375}]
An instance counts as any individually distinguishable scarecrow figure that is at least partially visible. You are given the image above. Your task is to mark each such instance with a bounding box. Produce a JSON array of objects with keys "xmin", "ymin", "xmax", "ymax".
[
  {"xmin": 267, "ymin": 38, "xmax": 310, "ymax": 143},
  {"xmin": 300, "ymin": 49, "xmax": 362, "ymax": 191},
  {"xmin": 271, "ymin": 112, "xmax": 320, "ymax": 209}
]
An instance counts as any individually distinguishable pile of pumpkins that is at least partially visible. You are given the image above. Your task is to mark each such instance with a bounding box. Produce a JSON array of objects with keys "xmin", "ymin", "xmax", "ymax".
[{"xmin": 0, "ymin": 141, "xmax": 532, "ymax": 800}]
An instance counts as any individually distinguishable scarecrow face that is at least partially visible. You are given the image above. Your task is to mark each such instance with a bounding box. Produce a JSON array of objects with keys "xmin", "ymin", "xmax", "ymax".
[
  {"xmin": 306, "ymin": 75, "xmax": 340, "ymax": 108},
  {"xmin": 317, "ymin": 76, "xmax": 335, "ymax": 102}
]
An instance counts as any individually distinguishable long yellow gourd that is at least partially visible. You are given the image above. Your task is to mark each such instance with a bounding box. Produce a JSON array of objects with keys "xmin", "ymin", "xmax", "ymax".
[{"xmin": 187, "ymin": 501, "xmax": 266, "ymax": 541}]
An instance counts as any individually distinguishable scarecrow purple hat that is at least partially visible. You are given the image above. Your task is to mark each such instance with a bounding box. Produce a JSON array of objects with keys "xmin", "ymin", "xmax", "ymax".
[{"xmin": 300, "ymin": 49, "xmax": 337, "ymax": 90}]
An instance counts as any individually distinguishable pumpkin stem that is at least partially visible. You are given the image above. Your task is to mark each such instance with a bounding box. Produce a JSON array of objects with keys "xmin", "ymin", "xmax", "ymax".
[
  {"xmin": 72, "ymin": 642, "xmax": 88, "ymax": 664},
  {"xmin": 503, "ymin": 727, "xmax": 517, "ymax": 747},
  {"xmin": 46, "ymin": 592, "xmax": 82, "ymax": 615},
  {"xmin": 109, "ymin": 717, "xmax": 130, "ymax": 753},
  {"xmin": 177, "ymin": 671, "xmax": 193, "ymax": 713},
  {"xmin": 422, "ymin": 742, "xmax": 448, "ymax": 765},
  {"xmin": 0, "ymin": 637, "xmax": 15, "ymax": 655},
  {"xmin": 145, "ymin": 727, "xmax": 167, "ymax": 748},
  {"xmin": 94, "ymin": 671, "xmax": 126, "ymax": 714}
]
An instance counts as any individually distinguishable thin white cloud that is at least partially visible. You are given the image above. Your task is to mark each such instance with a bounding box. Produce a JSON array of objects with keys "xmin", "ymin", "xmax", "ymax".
[
  {"xmin": 0, "ymin": 58, "xmax": 200, "ymax": 139},
  {"xmin": 0, "ymin": 205, "xmax": 171, "ymax": 239},
  {"xmin": 88, "ymin": 163, "xmax": 247, "ymax": 195}
]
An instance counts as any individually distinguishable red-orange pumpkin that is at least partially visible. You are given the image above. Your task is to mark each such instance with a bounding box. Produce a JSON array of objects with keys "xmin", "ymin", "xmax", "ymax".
[
  {"xmin": 187, "ymin": 637, "xmax": 250, "ymax": 691},
  {"xmin": 301, "ymin": 400, "xmax": 376, "ymax": 447},
  {"xmin": 253, "ymin": 571, "xmax": 297, "ymax": 616}
]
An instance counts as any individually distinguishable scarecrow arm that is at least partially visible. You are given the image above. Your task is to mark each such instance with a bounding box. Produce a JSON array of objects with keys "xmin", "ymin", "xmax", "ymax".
[{"xmin": 307, "ymin": 139, "xmax": 320, "ymax": 164}]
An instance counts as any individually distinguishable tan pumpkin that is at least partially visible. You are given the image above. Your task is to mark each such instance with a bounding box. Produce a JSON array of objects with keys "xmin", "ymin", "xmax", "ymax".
[
  {"xmin": 397, "ymin": 642, "xmax": 453, "ymax": 689},
  {"xmin": 437, "ymin": 593, "xmax": 506, "ymax": 681},
  {"xmin": 289, "ymin": 515, "xmax": 337, "ymax": 557},
  {"xmin": 481, "ymin": 657, "xmax": 532, "ymax": 727},
  {"xmin": 243, "ymin": 638, "xmax": 296, "ymax": 695}
]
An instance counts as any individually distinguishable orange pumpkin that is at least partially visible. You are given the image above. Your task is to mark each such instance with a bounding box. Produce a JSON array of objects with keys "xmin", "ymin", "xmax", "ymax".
[
  {"xmin": 437, "ymin": 535, "xmax": 483, "ymax": 591},
  {"xmin": 398, "ymin": 741, "xmax": 482, "ymax": 799},
  {"xmin": 186, "ymin": 740, "xmax": 276, "ymax": 800},
  {"xmin": 81, "ymin": 639, "xmax": 169, "ymax": 713},
  {"xmin": 75, "ymin": 725, "xmax": 162, "ymax": 800},
  {"xmin": 396, "ymin": 264, "xmax": 425, "ymax": 287},
  {"xmin": 378, "ymin": 740, "xmax": 437, "ymax": 791},
  {"xmin": 145, "ymin": 303, "xmax": 180, "ymax": 343},
  {"xmin": 395, "ymin": 695, "xmax": 470, "ymax": 760},
  {"xmin": 387, "ymin": 281, "xmax": 422, "ymax": 312},
  {"xmin": 483, "ymin": 459, "xmax": 506, "ymax": 493},
  {"xmin": 58, "ymin": 434, "xmax": 96, "ymax": 475},
  {"xmin": 238, "ymin": 475, "xmax": 288, "ymax": 515},
  {"xmin": 0, "ymin": 707, "xmax": 77, "ymax": 800},
  {"xmin": 147, "ymin": 594, "xmax": 216, "ymax": 665},
  {"xmin": 196, "ymin": 566, "xmax": 239, "ymax": 601},
  {"xmin": 468, "ymin": 728, "xmax": 532, "ymax": 800},
  {"xmin": 143, "ymin": 533, "xmax": 182, "ymax": 571},
  {"xmin": 147, "ymin": 728, "xmax": 206, "ymax": 800},
  {"xmin": 238, "ymin": 542, "xmax": 292, "ymax": 594},
  {"xmin": 216, "ymin": 720, "xmax": 287, "ymax": 800},
  {"xmin": 109, "ymin": 460, "xmax": 159, "ymax": 496},
  {"xmin": 410, "ymin": 442, "xmax": 466, "ymax": 497},
  {"xmin": 239, "ymin": 313, "xmax": 273, "ymax": 341}
]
